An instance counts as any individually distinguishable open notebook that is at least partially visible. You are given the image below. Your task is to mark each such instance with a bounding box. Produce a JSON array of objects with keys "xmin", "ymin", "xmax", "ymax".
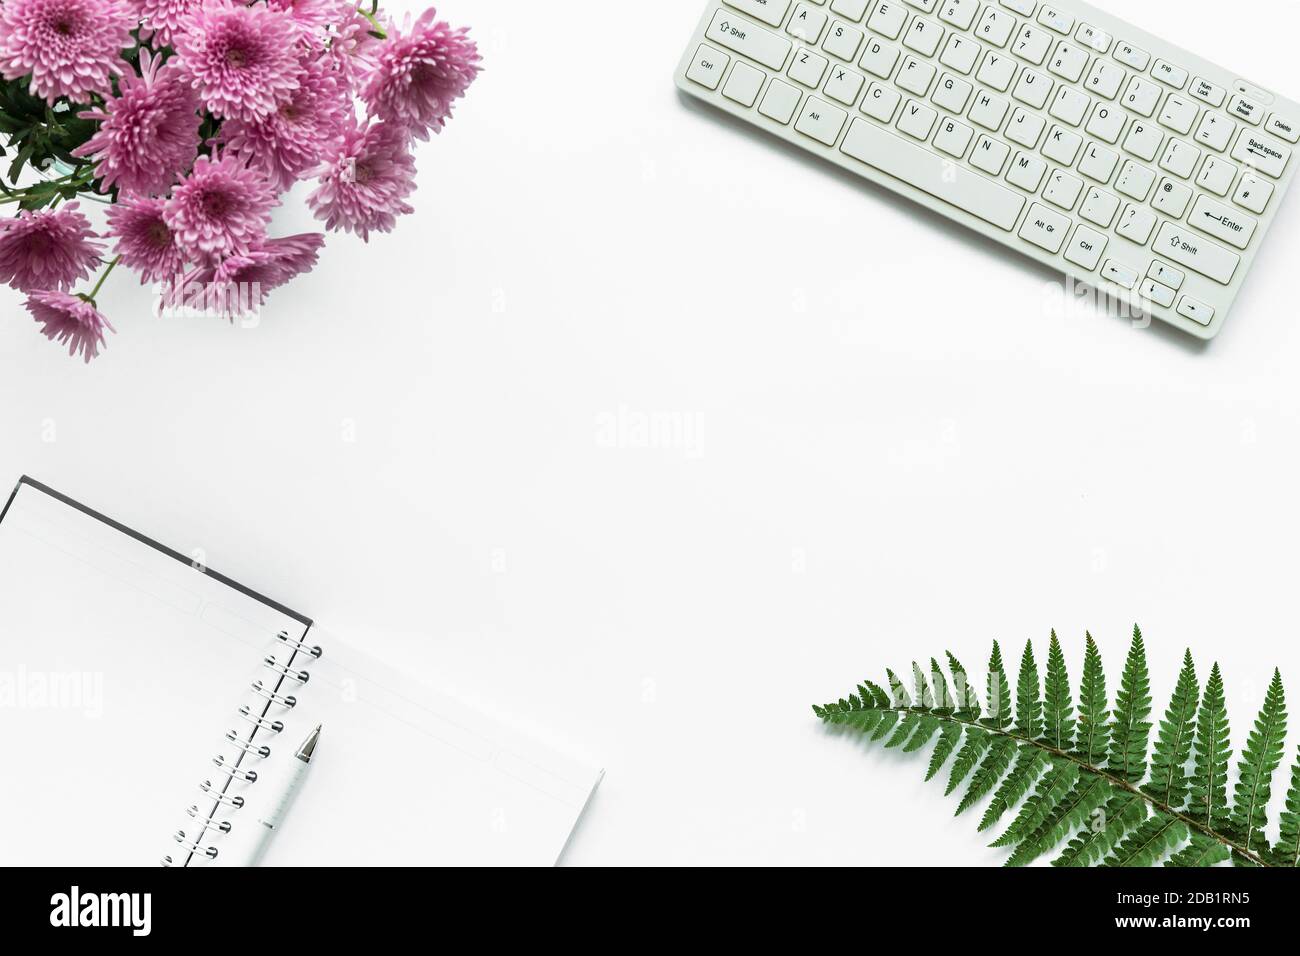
[{"xmin": 0, "ymin": 477, "xmax": 601, "ymax": 866}]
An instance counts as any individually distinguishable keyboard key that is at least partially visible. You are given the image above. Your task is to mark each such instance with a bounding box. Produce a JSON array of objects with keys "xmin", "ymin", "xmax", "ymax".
[
  {"xmin": 824, "ymin": 65, "xmax": 866, "ymax": 105},
  {"xmin": 789, "ymin": 48, "xmax": 829, "ymax": 87},
  {"xmin": 1076, "ymin": 23, "xmax": 1111, "ymax": 53},
  {"xmin": 707, "ymin": 11, "xmax": 792, "ymax": 70},
  {"xmin": 724, "ymin": 62, "xmax": 766, "ymax": 106},
  {"xmin": 1043, "ymin": 169, "xmax": 1084, "ymax": 209},
  {"xmin": 896, "ymin": 56, "xmax": 937, "ymax": 96},
  {"xmin": 1115, "ymin": 160, "xmax": 1156, "ymax": 200},
  {"xmin": 1079, "ymin": 186, "xmax": 1120, "ymax": 227},
  {"xmin": 897, "ymin": 99, "xmax": 938, "ymax": 139},
  {"xmin": 1037, "ymin": 5, "xmax": 1075, "ymax": 35},
  {"xmin": 937, "ymin": 0, "xmax": 980, "ymax": 30},
  {"xmin": 1101, "ymin": 260, "xmax": 1141, "ymax": 288},
  {"xmin": 934, "ymin": 117, "xmax": 975, "ymax": 156},
  {"xmin": 1019, "ymin": 203, "xmax": 1071, "ymax": 252},
  {"xmin": 1007, "ymin": 151, "xmax": 1048, "ymax": 191},
  {"xmin": 1085, "ymin": 59, "xmax": 1124, "ymax": 99},
  {"xmin": 976, "ymin": 51, "xmax": 1018, "ymax": 92},
  {"xmin": 933, "ymin": 73, "xmax": 973, "ymax": 113},
  {"xmin": 1148, "ymin": 261, "xmax": 1184, "ymax": 289},
  {"xmin": 1158, "ymin": 139, "xmax": 1200, "ymax": 179},
  {"xmin": 969, "ymin": 91, "xmax": 1010, "ymax": 130},
  {"xmin": 867, "ymin": 1, "xmax": 908, "ymax": 39},
  {"xmin": 1121, "ymin": 76, "xmax": 1161, "ymax": 118},
  {"xmin": 824, "ymin": 21, "xmax": 865, "ymax": 60},
  {"xmin": 1042, "ymin": 125, "xmax": 1083, "ymax": 164},
  {"xmin": 759, "ymin": 78, "xmax": 803, "ymax": 123},
  {"xmin": 1078, "ymin": 141, "xmax": 1119, "ymax": 181},
  {"xmin": 1085, "ymin": 101, "xmax": 1126, "ymax": 143},
  {"xmin": 903, "ymin": 17, "xmax": 945, "ymax": 58},
  {"xmin": 1013, "ymin": 69, "xmax": 1053, "ymax": 109},
  {"xmin": 839, "ymin": 118, "xmax": 1027, "ymax": 229},
  {"xmin": 1151, "ymin": 59, "xmax": 1188, "ymax": 88},
  {"xmin": 1194, "ymin": 112, "xmax": 1235, "ymax": 152},
  {"xmin": 1190, "ymin": 77, "xmax": 1226, "ymax": 108},
  {"xmin": 861, "ymin": 82, "xmax": 902, "ymax": 122},
  {"xmin": 723, "ymin": 0, "xmax": 791, "ymax": 28},
  {"xmin": 1266, "ymin": 113, "xmax": 1299, "ymax": 144},
  {"xmin": 1196, "ymin": 155, "xmax": 1237, "ymax": 195},
  {"xmin": 1231, "ymin": 130, "xmax": 1291, "ymax": 178},
  {"xmin": 1177, "ymin": 296, "xmax": 1215, "ymax": 325},
  {"xmin": 970, "ymin": 134, "xmax": 1012, "ymax": 174},
  {"xmin": 1112, "ymin": 41, "xmax": 1150, "ymax": 71},
  {"xmin": 830, "ymin": 0, "xmax": 870, "ymax": 19},
  {"xmin": 1000, "ymin": 0, "xmax": 1036, "ymax": 16},
  {"xmin": 939, "ymin": 34, "xmax": 981, "ymax": 75},
  {"xmin": 905, "ymin": 0, "xmax": 940, "ymax": 11},
  {"xmin": 1117, "ymin": 202, "xmax": 1157, "ymax": 243},
  {"xmin": 976, "ymin": 8, "xmax": 1017, "ymax": 47},
  {"xmin": 1227, "ymin": 95, "xmax": 1264, "ymax": 126},
  {"xmin": 1064, "ymin": 224, "xmax": 1107, "ymax": 268},
  {"xmin": 686, "ymin": 44, "xmax": 729, "ymax": 90},
  {"xmin": 1152, "ymin": 177, "xmax": 1193, "ymax": 217},
  {"xmin": 1007, "ymin": 108, "xmax": 1046, "ymax": 147},
  {"xmin": 795, "ymin": 96, "xmax": 848, "ymax": 144},
  {"xmin": 787, "ymin": 3, "xmax": 829, "ymax": 42},
  {"xmin": 1139, "ymin": 278, "xmax": 1176, "ymax": 308},
  {"xmin": 1012, "ymin": 25, "xmax": 1053, "ymax": 65},
  {"xmin": 1157, "ymin": 95, "xmax": 1199, "ymax": 136},
  {"xmin": 1047, "ymin": 42, "xmax": 1089, "ymax": 83},
  {"xmin": 1190, "ymin": 195, "xmax": 1257, "ymax": 249},
  {"xmin": 1232, "ymin": 173, "xmax": 1274, "ymax": 214},
  {"xmin": 1122, "ymin": 121, "xmax": 1163, "ymax": 162},
  {"xmin": 859, "ymin": 38, "xmax": 900, "ymax": 78},
  {"xmin": 1155, "ymin": 221, "xmax": 1240, "ymax": 283}
]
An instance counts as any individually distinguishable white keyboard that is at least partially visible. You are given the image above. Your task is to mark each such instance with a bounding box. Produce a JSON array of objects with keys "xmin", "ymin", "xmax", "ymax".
[{"xmin": 675, "ymin": 0, "xmax": 1299, "ymax": 338}]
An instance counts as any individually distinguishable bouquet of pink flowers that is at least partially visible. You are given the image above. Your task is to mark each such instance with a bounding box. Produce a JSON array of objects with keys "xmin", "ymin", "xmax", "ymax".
[{"xmin": 0, "ymin": 0, "xmax": 479, "ymax": 361}]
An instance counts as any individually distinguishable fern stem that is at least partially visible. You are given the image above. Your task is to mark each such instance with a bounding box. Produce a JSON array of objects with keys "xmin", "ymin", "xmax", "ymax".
[{"xmin": 886, "ymin": 706, "xmax": 1271, "ymax": 867}]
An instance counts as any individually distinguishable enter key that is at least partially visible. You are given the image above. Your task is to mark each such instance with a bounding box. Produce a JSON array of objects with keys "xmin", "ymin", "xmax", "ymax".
[{"xmin": 1190, "ymin": 195, "xmax": 1257, "ymax": 249}]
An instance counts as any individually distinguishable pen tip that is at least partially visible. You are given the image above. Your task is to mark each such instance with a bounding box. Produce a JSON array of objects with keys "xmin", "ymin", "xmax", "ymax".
[{"xmin": 295, "ymin": 724, "xmax": 321, "ymax": 762}]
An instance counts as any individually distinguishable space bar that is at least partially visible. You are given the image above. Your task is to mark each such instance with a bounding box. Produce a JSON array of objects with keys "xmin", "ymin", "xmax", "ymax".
[{"xmin": 840, "ymin": 119, "xmax": 1025, "ymax": 232}]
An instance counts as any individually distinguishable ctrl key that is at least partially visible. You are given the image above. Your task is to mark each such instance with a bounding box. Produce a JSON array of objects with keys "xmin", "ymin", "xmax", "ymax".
[{"xmin": 687, "ymin": 44, "xmax": 729, "ymax": 90}]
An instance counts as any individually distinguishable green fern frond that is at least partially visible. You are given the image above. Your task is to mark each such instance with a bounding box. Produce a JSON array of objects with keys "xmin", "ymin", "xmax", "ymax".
[
  {"xmin": 1229, "ymin": 669, "xmax": 1287, "ymax": 862},
  {"xmin": 1272, "ymin": 748, "xmax": 1300, "ymax": 867},
  {"xmin": 814, "ymin": 630, "xmax": 1295, "ymax": 866}
]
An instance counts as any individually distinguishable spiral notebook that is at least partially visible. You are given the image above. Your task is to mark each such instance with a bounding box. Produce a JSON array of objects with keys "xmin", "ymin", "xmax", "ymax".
[{"xmin": 0, "ymin": 477, "xmax": 601, "ymax": 866}]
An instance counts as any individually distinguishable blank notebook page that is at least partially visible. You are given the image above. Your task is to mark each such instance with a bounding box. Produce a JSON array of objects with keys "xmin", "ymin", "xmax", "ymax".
[{"xmin": 0, "ymin": 480, "xmax": 600, "ymax": 866}]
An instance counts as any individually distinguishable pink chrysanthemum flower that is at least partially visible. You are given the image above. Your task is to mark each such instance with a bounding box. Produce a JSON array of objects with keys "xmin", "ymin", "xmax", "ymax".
[
  {"xmin": 0, "ymin": 0, "xmax": 134, "ymax": 104},
  {"xmin": 0, "ymin": 203, "xmax": 102, "ymax": 293},
  {"xmin": 26, "ymin": 290, "xmax": 115, "ymax": 362},
  {"xmin": 73, "ymin": 51, "xmax": 202, "ymax": 197},
  {"xmin": 360, "ymin": 8, "xmax": 480, "ymax": 140},
  {"xmin": 172, "ymin": 1, "xmax": 303, "ymax": 120},
  {"xmin": 177, "ymin": 232, "xmax": 322, "ymax": 320},
  {"xmin": 307, "ymin": 119, "xmax": 416, "ymax": 241},
  {"xmin": 163, "ymin": 152, "xmax": 278, "ymax": 261},
  {"xmin": 134, "ymin": 0, "xmax": 201, "ymax": 49},
  {"xmin": 221, "ymin": 60, "xmax": 348, "ymax": 190},
  {"xmin": 266, "ymin": 0, "xmax": 335, "ymax": 36},
  {"xmin": 106, "ymin": 196, "xmax": 188, "ymax": 282},
  {"xmin": 323, "ymin": 5, "xmax": 384, "ymax": 85}
]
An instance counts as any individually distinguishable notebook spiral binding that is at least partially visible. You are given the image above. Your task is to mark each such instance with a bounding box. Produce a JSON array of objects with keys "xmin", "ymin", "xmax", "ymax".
[{"xmin": 160, "ymin": 630, "xmax": 322, "ymax": 867}]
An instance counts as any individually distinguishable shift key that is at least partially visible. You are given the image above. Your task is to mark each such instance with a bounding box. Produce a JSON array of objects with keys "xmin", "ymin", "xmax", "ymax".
[
  {"xmin": 1155, "ymin": 222, "xmax": 1240, "ymax": 284},
  {"xmin": 707, "ymin": 10, "xmax": 792, "ymax": 70}
]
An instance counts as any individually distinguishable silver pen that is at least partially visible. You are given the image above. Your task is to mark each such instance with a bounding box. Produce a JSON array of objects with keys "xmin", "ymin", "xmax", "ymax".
[{"xmin": 241, "ymin": 724, "xmax": 321, "ymax": 866}]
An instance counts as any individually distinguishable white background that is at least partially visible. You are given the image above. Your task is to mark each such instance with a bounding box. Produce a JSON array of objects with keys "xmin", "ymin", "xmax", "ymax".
[{"xmin": 3, "ymin": 0, "xmax": 1300, "ymax": 865}]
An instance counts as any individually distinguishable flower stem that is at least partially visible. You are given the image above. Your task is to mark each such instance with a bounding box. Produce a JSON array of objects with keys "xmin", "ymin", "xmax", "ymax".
[
  {"xmin": 86, "ymin": 255, "xmax": 122, "ymax": 303},
  {"xmin": 357, "ymin": 6, "xmax": 387, "ymax": 38}
]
